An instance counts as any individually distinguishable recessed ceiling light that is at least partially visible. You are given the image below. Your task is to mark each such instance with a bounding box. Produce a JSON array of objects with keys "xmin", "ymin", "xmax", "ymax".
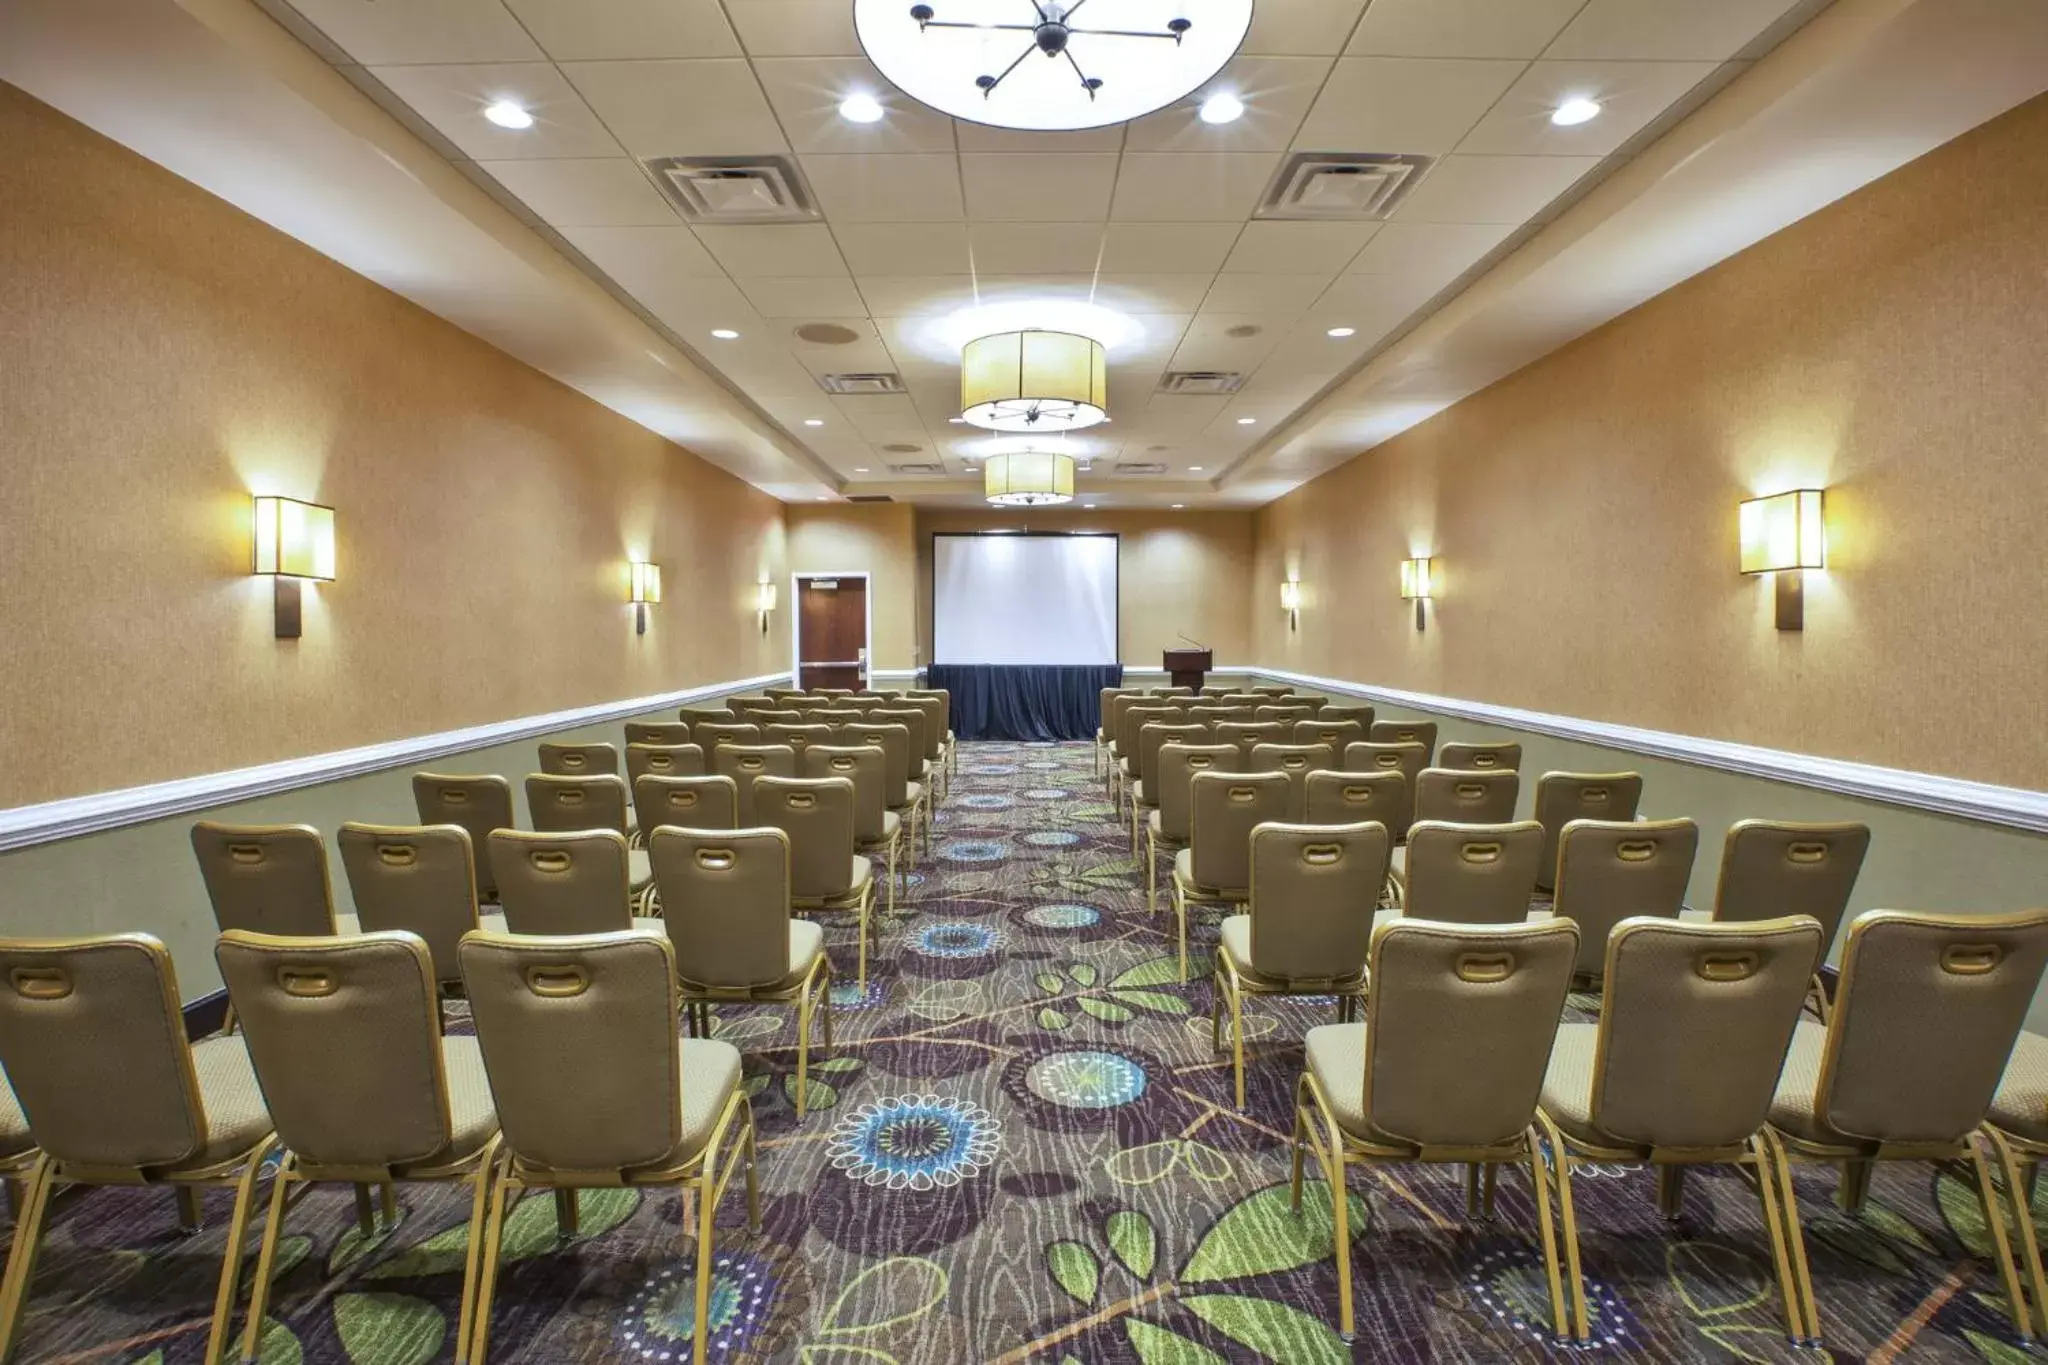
[
  {"xmin": 1171, "ymin": 503, "xmax": 1186, "ymax": 509},
  {"xmin": 1198, "ymin": 92, "xmax": 1244, "ymax": 125},
  {"xmin": 1236, "ymin": 417, "xmax": 1256, "ymax": 425},
  {"xmin": 1326, "ymin": 326, "xmax": 1356, "ymax": 338},
  {"xmin": 1551, "ymin": 96, "xmax": 1602, "ymax": 127},
  {"xmin": 1083, "ymin": 502, "xmax": 1097, "ymax": 508},
  {"xmin": 483, "ymin": 99, "xmax": 533, "ymax": 130},
  {"xmin": 710, "ymin": 328, "xmax": 740, "ymax": 340},
  {"xmin": 1188, "ymin": 465, "xmax": 1204, "ymax": 471},
  {"xmin": 803, "ymin": 418, "xmax": 824, "ymax": 426},
  {"xmin": 854, "ymin": 466, "xmax": 870, "ymax": 472},
  {"xmin": 838, "ymin": 93, "xmax": 885, "ymax": 124},
  {"xmin": 948, "ymin": 417, "xmax": 967, "ymax": 424}
]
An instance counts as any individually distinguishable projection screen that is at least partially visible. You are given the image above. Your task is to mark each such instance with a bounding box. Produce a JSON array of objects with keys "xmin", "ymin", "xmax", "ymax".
[{"xmin": 933, "ymin": 533, "xmax": 1119, "ymax": 665}]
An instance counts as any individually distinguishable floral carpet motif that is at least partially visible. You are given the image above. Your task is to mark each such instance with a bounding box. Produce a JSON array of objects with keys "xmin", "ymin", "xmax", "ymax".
[{"xmin": 12, "ymin": 741, "xmax": 2042, "ymax": 1362}]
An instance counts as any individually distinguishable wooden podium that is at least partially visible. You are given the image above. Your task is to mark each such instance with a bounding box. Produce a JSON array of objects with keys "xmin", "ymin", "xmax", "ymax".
[{"xmin": 1163, "ymin": 647, "xmax": 1213, "ymax": 692}]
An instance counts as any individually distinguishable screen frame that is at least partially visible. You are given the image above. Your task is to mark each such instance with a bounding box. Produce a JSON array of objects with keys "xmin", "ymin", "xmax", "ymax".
[{"xmin": 930, "ymin": 530, "xmax": 1122, "ymax": 667}]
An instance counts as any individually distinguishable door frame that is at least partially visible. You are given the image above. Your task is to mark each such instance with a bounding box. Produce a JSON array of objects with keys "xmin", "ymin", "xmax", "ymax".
[{"xmin": 789, "ymin": 571, "xmax": 873, "ymax": 688}]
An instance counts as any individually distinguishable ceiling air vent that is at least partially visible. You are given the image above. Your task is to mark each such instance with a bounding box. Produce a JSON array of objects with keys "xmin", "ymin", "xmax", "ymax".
[
  {"xmin": 888, "ymin": 462, "xmax": 944, "ymax": 475},
  {"xmin": 1158, "ymin": 371, "xmax": 1246, "ymax": 396},
  {"xmin": 847, "ymin": 495, "xmax": 896, "ymax": 503},
  {"xmin": 1256, "ymin": 153, "xmax": 1433, "ymax": 221},
  {"xmin": 818, "ymin": 372, "xmax": 907, "ymax": 395},
  {"xmin": 1115, "ymin": 463, "xmax": 1169, "ymax": 476},
  {"xmin": 644, "ymin": 156, "xmax": 819, "ymax": 224}
]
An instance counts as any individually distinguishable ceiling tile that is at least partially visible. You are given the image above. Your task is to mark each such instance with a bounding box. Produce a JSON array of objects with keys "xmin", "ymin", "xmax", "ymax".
[
  {"xmin": 1347, "ymin": 0, "xmax": 1584, "ymax": 58},
  {"xmin": 559, "ymin": 59, "xmax": 787, "ymax": 157},
  {"xmin": 1292, "ymin": 57, "xmax": 1526, "ymax": 154},
  {"xmin": 1122, "ymin": 57, "xmax": 1332, "ymax": 153},
  {"xmin": 1545, "ymin": 0, "xmax": 1808, "ymax": 61},
  {"xmin": 966, "ymin": 222, "xmax": 1106, "ymax": 274},
  {"xmin": 1458, "ymin": 59, "xmax": 1719, "ymax": 155},
  {"xmin": 727, "ymin": 0, "xmax": 862, "ymax": 56},
  {"xmin": 952, "ymin": 123, "xmax": 1126, "ymax": 153},
  {"xmin": 1098, "ymin": 224, "xmax": 1244, "ymax": 274},
  {"xmin": 737, "ymin": 277, "xmax": 872, "ymax": 318},
  {"xmin": 1169, "ymin": 313, "xmax": 1297, "ymax": 370},
  {"xmin": 1221, "ymin": 221, "xmax": 1380, "ymax": 274},
  {"xmin": 1342, "ymin": 221, "xmax": 1518, "ymax": 279},
  {"xmin": 280, "ymin": 0, "xmax": 541, "ymax": 64},
  {"xmin": 1200, "ymin": 274, "xmax": 1334, "ymax": 313},
  {"xmin": 801, "ymin": 154, "xmax": 964, "ymax": 221},
  {"xmin": 637, "ymin": 275, "xmax": 758, "ymax": 331},
  {"xmin": 704, "ymin": 349, "xmax": 823, "ymax": 398},
  {"xmin": 960, "ymin": 153, "xmax": 1120, "ymax": 221},
  {"xmin": 478, "ymin": 158, "xmax": 677, "ymax": 225},
  {"xmin": 1088, "ymin": 275, "xmax": 1219, "ymax": 314},
  {"xmin": 368, "ymin": 62, "xmax": 622, "ymax": 159},
  {"xmin": 1393, "ymin": 154, "xmax": 1600, "ymax": 223},
  {"xmin": 1243, "ymin": 0, "xmax": 1369, "ymax": 55},
  {"xmin": 855, "ymin": 275, "xmax": 980, "ymax": 317},
  {"xmin": 1109, "ymin": 154, "xmax": 1280, "ymax": 222},
  {"xmin": 555, "ymin": 224, "xmax": 727, "ymax": 287},
  {"xmin": 1310, "ymin": 269, "xmax": 1459, "ymax": 322},
  {"xmin": 692, "ymin": 223, "xmax": 849, "ymax": 278},
  {"xmin": 753, "ymin": 57, "xmax": 957, "ymax": 153},
  {"xmin": 1141, "ymin": 393, "xmax": 1235, "ymax": 435},
  {"xmin": 501, "ymin": 0, "xmax": 739, "ymax": 61},
  {"xmin": 833, "ymin": 222, "xmax": 972, "ymax": 274}
]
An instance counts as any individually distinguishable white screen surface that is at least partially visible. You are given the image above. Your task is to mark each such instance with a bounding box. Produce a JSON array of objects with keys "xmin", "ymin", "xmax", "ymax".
[{"xmin": 933, "ymin": 534, "xmax": 1118, "ymax": 665}]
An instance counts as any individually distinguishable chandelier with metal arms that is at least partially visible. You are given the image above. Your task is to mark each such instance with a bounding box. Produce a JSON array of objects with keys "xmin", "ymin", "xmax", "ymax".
[{"xmin": 907, "ymin": 1, "xmax": 1193, "ymax": 104}]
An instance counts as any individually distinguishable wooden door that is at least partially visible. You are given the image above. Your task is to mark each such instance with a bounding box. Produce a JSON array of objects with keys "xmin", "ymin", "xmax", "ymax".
[{"xmin": 797, "ymin": 577, "xmax": 867, "ymax": 691}]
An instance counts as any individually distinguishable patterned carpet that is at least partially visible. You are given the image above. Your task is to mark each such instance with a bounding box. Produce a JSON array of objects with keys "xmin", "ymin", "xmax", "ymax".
[{"xmin": 10, "ymin": 741, "xmax": 2041, "ymax": 1363}]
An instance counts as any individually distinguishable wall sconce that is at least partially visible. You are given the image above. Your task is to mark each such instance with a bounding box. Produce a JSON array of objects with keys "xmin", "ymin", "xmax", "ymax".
[
  {"xmin": 756, "ymin": 580, "xmax": 778, "ymax": 635},
  {"xmin": 251, "ymin": 495, "xmax": 335, "ymax": 639},
  {"xmin": 1400, "ymin": 556, "xmax": 1434, "ymax": 631},
  {"xmin": 629, "ymin": 561, "xmax": 662, "ymax": 635},
  {"xmin": 1739, "ymin": 489, "xmax": 1825, "ymax": 631},
  {"xmin": 1279, "ymin": 579, "xmax": 1302, "ymax": 632}
]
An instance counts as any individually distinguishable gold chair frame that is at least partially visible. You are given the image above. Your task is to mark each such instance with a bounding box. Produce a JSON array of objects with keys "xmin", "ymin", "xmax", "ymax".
[
  {"xmin": 681, "ymin": 955, "xmax": 834, "ymax": 1121},
  {"xmin": 1212, "ymin": 953, "xmax": 1365, "ymax": 1112}
]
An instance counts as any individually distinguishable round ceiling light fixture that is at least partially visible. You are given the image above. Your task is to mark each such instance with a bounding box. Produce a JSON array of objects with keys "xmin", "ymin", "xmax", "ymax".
[
  {"xmin": 483, "ymin": 99, "xmax": 534, "ymax": 129},
  {"xmin": 855, "ymin": 0, "xmax": 1253, "ymax": 132},
  {"xmin": 1198, "ymin": 91, "xmax": 1244, "ymax": 124},
  {"xmin": 1551, "ymin": 95, "xmax": 1602, "ymax": 127},
  {"xmin": 984, "ymin": 448, "xmax": 1077, "ymax": 506},
  {"xmin": 960, "ymin": 329, "xmax": 1107, "ymax": 433},
  {"xmin": 838, "ymin": 92, "xmax": 886, "ymax": 123}
]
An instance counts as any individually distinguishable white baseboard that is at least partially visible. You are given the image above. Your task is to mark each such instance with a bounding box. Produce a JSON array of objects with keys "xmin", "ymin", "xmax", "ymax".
[
  {"xmin": 0, "ymin": 672, "xmax": 788, "ymax": 854},
  {"xmin": 1251, "ymin": 666, "xmax": 2048, "ymax": 835}
]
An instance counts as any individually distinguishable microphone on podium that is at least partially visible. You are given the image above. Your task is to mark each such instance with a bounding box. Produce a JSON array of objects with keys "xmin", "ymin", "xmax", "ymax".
[{"xmin": 1176, "ymin": 632, "xmax": 1209, "ymax": 650}]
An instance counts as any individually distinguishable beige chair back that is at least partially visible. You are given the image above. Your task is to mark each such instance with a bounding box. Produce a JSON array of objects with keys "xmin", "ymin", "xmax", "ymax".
[
  {"xmin": 902, "ymin": 695, "xmax": 947, "ymax": 763},
  {"xmin": 842, "ymin": 723, "xmax": 912, "ymax": 808},
  {"xmin": 460, "ymin": 931, "xmax": 683, "ymax": 1171},
  {"xmin": 869, "ymin": 709, "xmax": 929, "ymax": 774},
  {"xmin": 632, "ymin": 774, "xmax": 739, "ymax": 837},
  {"xmin": 1439, "ymin": 741, "xmax": 1522, "ymax": 772},
  {"xmin": 1553, "ymin": 818, "xmax": 1698, "ymax": 976},
  {"xmin": 526, "ymin": 773, "xmax": 631, "ymax": 837},
  {"xmin": 1098, "ymin": 687, "xmax": 1130, "ymax": 731},
  {"xmin": 1293, "ymin": 718, "xmax": 1366, "ymax": 751},
  {"xmin": 192, "ymin": 822, "xmax": 339, "ymax": 937},
  {"xmin": 805, "ymin": 707, "xmax": 866, "ymax": 727},
  {"xmin": 680, "ymin": 706, "xmax": 735, "ymax": 729},
  {"xmin": 1104, "ymin": 691, "xmax": 1144, "ymax": 742},
  {"xmin": 338, "ymin": 822, "xmax": 483, "ymax": 982},
  {"xmin": 0, "ymin": 934, "xmax": 211, "ymax": 1170},
  {"xmin": 1533, "ymin": 772, "xmax": 1644, "ymax": 891},
  {"xmin": 216, "ymin": 930, "xmax": 457, "ymax": 1169},
  {"xmin": 761, "ymin": 689, "xmax": 805, "ymax": 703},
  {"xmin": 1320, "ymin": 704, "xmax": 1376, "ymax": 730},
  {"xmin": 413, "ymin": 774, "xmax": 515, "ymax": 902},
  {"xmin": 1304, "ymin": 770, "xmax": 1406, "ymax": 830},
  {"xmin": 814, "ymin": 687, "xmax": 855, "ymax": 700},
  {"xmin": 626, "ymin": 743, "xmax": 705, "ymax": 785},
  {"xmin": 538, "ymin": 742, "xmax": 619, "ymax": 777},
  {"xmin": 1402, "ymin": 821, "xmax": 1544, "ymax": 924},
  {"xmin": 1590, "ymin": 917, "xmax": 1822, "ymax": 1149},
  {"xmin": 803, "ymin": 745, "xmax": 889, "ymax": 844},
  {"xmin": 1362, "ymin": 919, "xmax": 1579, "ymax": 1147},
  {"xmin": 711, "ymin": 744, "xmax": 798, "ymax": 826},
  {"xmin": 1247, "ymin": 822, "xmax": 1390, "ymax": 983},
  {"xmin": 1119, "ymin": 704, "xmax": 1177, "ymax": 763},
  {"xmin": 487, "ymin": 829, "xmax": 632, "ymax": 935},
  {"xmin": 1188, "ymin": 771, "xmax": 1291, "ymax": 894},
  {"xmin": 1369, "ymin": 720, "xmax": 1439, "ymax": 763},
  {"xmin": 1341, "ymin": 742, "xmax": 1429, "ymax": 838},
  {"xmin": 754, "ymin": 776, "xmax": 860, "ymax": 900},
  {"xmin": 764, "ymin": 723, "xmax": 835, "ymax": 753},
  {"xmin": 1712, "ymin": 820, "xmax": 1870, "ymax": 951},
  {"xmin": 1254, "ymin": 704, "xmax": 1316, "ymax": 726},
  {"xmin": 1156, "ymin": 744, "xmax": 1242, "ymax": 842},
  {"xmin": 1216, "ymin": 721, "xmax": 1286, "ymax": 758},
  {"xmin": 1247, "ymin": 685, "xmax": 1295, "ymax": 699},
  {"xmin": 1138, "ymin": 722, "xmax": 1209, "ymax": 798},
  {"xmin": 1188, "ymin": 704, "xmax": 1251, "ymax": 726},
  {"xmin": 693, "ymin": 719, "xmax": 763, "ymax": 751},
  {"xmin": 727, "ymin": 698, "xmax": 781, "ymax": 720},
  {"xmin": 624, "ymin": 722, "xmax": 694, "ymax": 747},
  {"xmin": 1818, "ymin": 909, "xmax": 2048, "ymax": 1144},
  {"xmin": 1414, "ymin": 767, "xmax": 1520, "ymax": 826},
  {"xmin": 648, "ymin": 828, "xmax": 792, "ymax": 990},
  {"xmin": 1249, "ymin": 743, "xmax": 1336, "ymax": 821}
]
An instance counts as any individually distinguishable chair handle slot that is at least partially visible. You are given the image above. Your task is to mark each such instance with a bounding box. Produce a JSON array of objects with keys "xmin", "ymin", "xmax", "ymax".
[
  {"xmin": 786, "ymin": 792, "xmax": 817, "ymax": 809},
  {"xmin": 1471, "ymin": 755, "xmax": 1498, "ymax": 767},
  {"xmin": 1697, "ymin": 951, "xmax": 1759, "ymax": 982},
  {"xmin": 279, "ymin": 968, "xmax": 338, "ymax": 997},
  {"xmin": 1787, "ymin": 842, "xmax": 1829, "ymax": 864},
  {"xmin": 665, "ymin": 792, "xmax": 700, "ymax": 809},
  {"xmin": 228, "ymin": 844, "xmax": 265, "ymax": 864},
  {"xmin": 1616, "ymin": 840, "xmax": 1657, "ymax": 862},
  {"xmin": 1459, "ymin": 842, "xmax": 1502, "ymax": 864},
  {"xmin": 1581, "ymin": 786, "xmax": 1610, "ymax": 802},
  {"xmin": 524, "ymin": 965, "xmax": 590, "ymax": 997},
  {"xmin": 529, "ymin": 850, "xmax": 573, "ymax": 873},
  {"xmin": 1374, "ymin": 755, "xmax": 1399, "ymax": 768},
  {"xmin": 1943, "ymin": 943, "xmax": 2003, "ymax": 975},
  {"xmin": 377, "ymin": 845, "xmax": 419, "ymax": 867},
  {"xmin": 11, "ymin": 967, "xmax": 71, "ymax": 1000},
  {"xmin": 1455, "ymin": 953, "xmax": 1513, "ymax": 983},
  {"xmin": 1455, "ymin": 782, "xmax": 1486, "ymax": 799},
  {"xmin": 696, "ymin": 849, "xmax": 735, "ymax": 870},
  {"xmin": 1303, "ymin": 844, "xmax": 1342, "ymax": 866},
  {"xmin": 556, "ymin": 790, "xmax": 586, "ymax": 806},
  {"xmin": 441, "ymin": 790, "xmax": 472, "ymax": 805}
]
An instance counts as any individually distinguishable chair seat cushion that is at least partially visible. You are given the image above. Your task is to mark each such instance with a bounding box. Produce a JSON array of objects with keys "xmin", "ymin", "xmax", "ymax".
[
  {"xmin": 905, "ymin": 781, "xmax": 926, "ymax": 807},
  {"xmin": 1133, "ymin": 781, "xmax": 1156, "ymax": 809},
  {"xmin": 0, "ymin": 1071, "xmax": 33, "ymax": 1161},
  {"xmin": 1390, "ymin": 845, "xmax": 1407, "ymax": 879},
  {"xmin": 177, "ymin": 1036, "xmax": 274, "ymax": 1171},
  {"xmin": 480, "ymin": 911, "xmax": 509, "ymax": 934},
  {"xmin": 410, "ymin": 1035, "xmax": 498, "ymax": 1170},
  {"xmin": 1148, "ymin": 809, "xmax": 1184, "ymax": 845},
  {"xmin": 335, "ymin": 913, "xmax": 362, "ymax": 936},
  {"xmin": 629, "ymin": 848, "xmax": 652, "ymax": 889},
  {"xmin": 1172, "ymin": 848, "xmax": 1245, "ymax": 902},
  {"xmin": 1305, "ymin": 1022, "xmax": 1373, "ymax": 1138},
  {"xmin": 788, "ymin": 920, "xmax": 826, "ymax": 979},
  {"xmin": 1219, "ymin": 915, "xmax": 1365, "ymax": 991},
  {"xmin": 1538, "ymin": 1022, "xmax": 1605, "ymax": 1147},
  {"xmin": 1993, "ymin": 1032, "xmax": 2048, "ymax": 1143},
  {"xmin": 674, "ymin": 1039, "xmax": 743, "ymax": 1161},
  {"xmin": 1766, "ymin": 1019, "xmax": 1839, "ymax": 1145},
  {"xmin": 630, "ymin": 917, "xmax": 665, "ymax": 934}
]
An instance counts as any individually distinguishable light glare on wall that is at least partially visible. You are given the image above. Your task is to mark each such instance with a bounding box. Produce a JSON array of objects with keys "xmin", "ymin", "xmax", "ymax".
[
  {"xmin": 252, "ymin": 495, "xmax": 335, "ymax": 639},
  {"xmin": 757, "ymin": 580, "xmax": 777, "ymax": 634},
  {"xmin": 1400, "ymin": 556, "xmax": 1433, "ymax": 632},
  {"xmin": 1279, "ymin": 579, "xmax": 1302, "ymax": 631},
  {"xmin": 629, "ymin": 561, "xmax": 662, "ymax": 635},
  {"xmin": 1739, "ymin": 488, "xmax": 1825, "ymax": 630}
]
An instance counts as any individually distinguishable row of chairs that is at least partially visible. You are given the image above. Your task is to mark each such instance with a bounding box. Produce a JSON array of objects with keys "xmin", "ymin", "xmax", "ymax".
[
  {"xmin": 0, "ymin": 926, "xmax": 758, "ymax": 1365},
  {"xmin": 1284, "ymin": 906, "xmax": 2048, "ymax": 1348}
]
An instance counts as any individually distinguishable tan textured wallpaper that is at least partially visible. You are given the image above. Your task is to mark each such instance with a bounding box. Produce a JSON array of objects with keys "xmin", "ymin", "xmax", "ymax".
[
  {"xmin": 787, "ymin": 504, "xmax": 919, "ymax": 671},
  {"xmin": 1254, "ymin": 93, "xmax": 2048, "ymax": 791},
  {"xmin": 916, "ymin": 509, "xmax": 1254, "ymax": 668},
  {"xmin": 0, "ymin": 84, "xmax": 788, "ymax": 808}
]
